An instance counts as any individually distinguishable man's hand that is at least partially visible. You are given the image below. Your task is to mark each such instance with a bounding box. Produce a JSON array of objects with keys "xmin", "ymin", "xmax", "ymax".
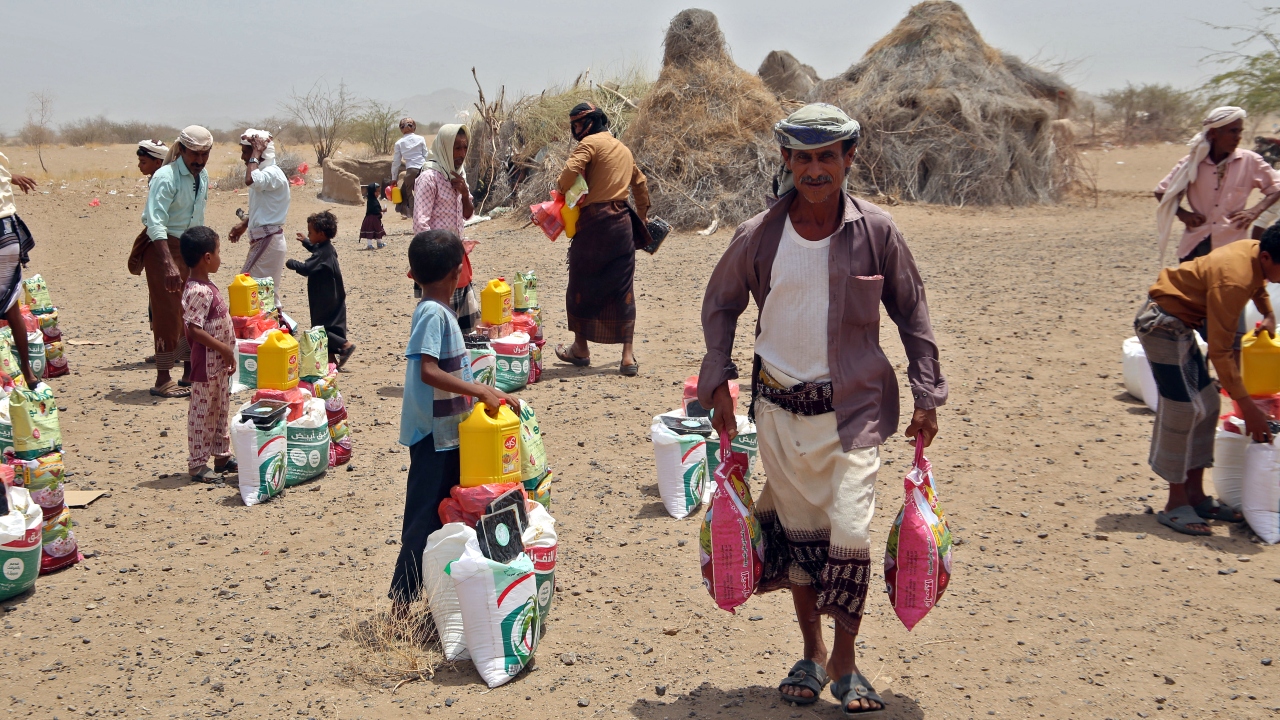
[
  {"xmin": 218, "ymin": 343, "xmax": 235, "ymax": 371},
  {"xmin": 10, "ymin": 174, "xmax": 37, "ymax": 194},
  {"xmin": 228, "ymin": 220, "xmax": 248, "ymax": 243},
  {"xmin": 1229, "ymin": 207, "xmax": 1262, "ymax": 229},
  {"xmin": 449, "ymin": 175, "xmax": 468, "ymax": 197},
  {"xmin": 1240, "ymin": 398, "xmax": 1274, "ymax": 444},
  {"xmin": 905, "ymin": 407, "xmax": 938, "ymax": 448},
  {"xmin": 250, "ymin": 136, "xmax": 269, "ymax": 157},
  {"xmin": 709, "ymin": 382, "xmax": 738, "ymax": 440},
  {"xmin": 1263, "ymin": 312, "xmax": 1277, "ymax": 337},
  {"xmin": 1176, "ymin": 208, "xmax": 1207, "ymax": 230}
]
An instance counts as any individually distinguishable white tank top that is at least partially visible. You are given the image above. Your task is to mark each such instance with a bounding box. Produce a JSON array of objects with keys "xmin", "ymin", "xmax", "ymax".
[{"xmin": 756, "ymin": 216, "xmax": 832, "ymax": 383}]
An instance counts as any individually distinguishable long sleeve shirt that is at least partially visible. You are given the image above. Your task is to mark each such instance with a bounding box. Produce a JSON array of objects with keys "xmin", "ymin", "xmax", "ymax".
[
  {"xmin": 1149, "ymin": 239, "xmax": 1273, "ymax": 400},
  {"xmin": 1155, "ymin": 148, "xmax": 1280, "ymax": 259},
  {"xmin": 698, "ymin": 191, "xmax": 948, "ymax": 451},
  {"xmin": 556, "ymin": 132, "xmax": 650, "ymax": 220},
  {"xmin": 246, "ymin": 161, "xmax": 290, "ymax": 229},
  {"xmin": 286, "ymin": 240, "xmax": 347, "ymax": 337},
  {"xmin": 143, "ymin": 157, "xmax": 208, "ymax": 242},
  {"xmin": 390, "ymin": 134, "xmax": 428, "ymax": 180},
  {"xmin": 413, "ymin": 168, "xmax": 473, "ymax": 288}
]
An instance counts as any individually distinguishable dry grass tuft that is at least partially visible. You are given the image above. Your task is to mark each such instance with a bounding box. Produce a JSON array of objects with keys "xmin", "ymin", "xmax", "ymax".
[
  {"xmin": 341, "ymin": 594, "xmax": 447, "ymax": 691},
  {"xmin": 624, "ymin": 9, "xmax": 785, "ymax": 229},
  {"xmin": 811, "ymin": 0, "xmax": 1081, "ymax": 206}
]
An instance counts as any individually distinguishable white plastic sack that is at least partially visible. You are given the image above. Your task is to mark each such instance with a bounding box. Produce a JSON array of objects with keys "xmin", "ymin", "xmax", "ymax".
[
  {"xmin": 446, "ymin": 544, "xmax": 539, "ymax": 688},
  {"xmin": 1243, "ymin": 439, "xmax": 1280, "ymax": 544},
  {"xmin": 231, "ymin": 415, "xmax": 286, "ymax": 506},
  {"xmin": 1122, "ymin": 334, "xmax": 1207, "ymax": 412},
  {"xmin": 522, "ymin": 503, "xmax": 557, "ymax": 643},
  {"xmin": 423, "ymin": 523, "xmax": 475, "ymax": 661},
  {"xmin": 0, "ymin": 487, "xmax": 42, "ymax": 601},
  {"xmin": 231, "ymin": 335, "xmax": 268, "ymax": 394},
  {"xmin": 1213, "ymin": 418, "xmax": 1249, "ymax": 512},
  {"xmin": 285, "ymin": 398, "xmax": 329, "ymax": 486},
  {"xmin": 651, "ymin": 412, "xmax": 709, "ymax": 519},
  {"xmin": 1244, "ymin": 283, "xmax": 1280, "ymax": 328}
]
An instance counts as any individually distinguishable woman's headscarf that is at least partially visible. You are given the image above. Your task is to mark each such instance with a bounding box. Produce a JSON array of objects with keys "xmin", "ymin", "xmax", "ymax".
[
  {"xmin": 423, "ymin": 124, "xmax": 468, "ymax": 179},
  {"xmin": 771, "ymin": 103, "xmax": 861, "ymax": 197},
  {"xmin": 239, "ymin": 128, "xmax": 277, "ymax": 167},
  {"xmin": 1155, "ymin": 105, "xmax": 1248, "ymax": 262},
  {"xmin": 569, "ymin": 102, "xmax": 610, "ymax": 140},
  {"xmin": 163, "ymin": 125, "xmax": 214, "ymax": 166}
]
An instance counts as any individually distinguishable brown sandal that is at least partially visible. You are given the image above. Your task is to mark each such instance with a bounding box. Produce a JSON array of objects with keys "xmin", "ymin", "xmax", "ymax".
[
  {"xmin": 150, "ymin": 380, "xmax": 190, "ymax": 398},
  {"xmin": 555, "ymin": 344, "xmax": 590, "ymax": 367}
]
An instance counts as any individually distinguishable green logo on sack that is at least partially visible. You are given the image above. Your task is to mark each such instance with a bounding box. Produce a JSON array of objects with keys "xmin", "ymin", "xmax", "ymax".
[{"xmin": 500, "ymin": 596, "xmax": 538, "ymax": 676}]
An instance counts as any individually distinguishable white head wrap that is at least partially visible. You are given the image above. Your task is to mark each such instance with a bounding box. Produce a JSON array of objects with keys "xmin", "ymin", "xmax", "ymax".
[
  {"xmin": 164, "ymin": 125, "xmax": 214, "ymax": 166},
  {"xmin": 239, "ymin": 128, "xmax": 277, "ymax": 167},
  {"xmin": 137, "ymin": 139, "xmax": 167, "ymax": 161},
  {"xmin": 1155, "ymin": 106, "xmax": 1248, "ymax": 262}
]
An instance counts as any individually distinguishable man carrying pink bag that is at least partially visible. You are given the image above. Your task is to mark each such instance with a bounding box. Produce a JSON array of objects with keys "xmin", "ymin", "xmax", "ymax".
[{"xmin": 698, "ymin": 104, "xmax": 948, "ymax": 716}]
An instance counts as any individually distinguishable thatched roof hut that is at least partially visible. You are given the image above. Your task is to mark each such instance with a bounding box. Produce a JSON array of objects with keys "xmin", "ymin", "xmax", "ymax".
[
  {"xmin": 625, "ymin": 9, "xmax": 784, "ymax": 229},
  {"xmin": 758, "ymin": 50, "xmax": 821, "ymax": 101},
  {"xmin": 811, "ymin": 0, "xmax": 1078, "ymax": 205}
]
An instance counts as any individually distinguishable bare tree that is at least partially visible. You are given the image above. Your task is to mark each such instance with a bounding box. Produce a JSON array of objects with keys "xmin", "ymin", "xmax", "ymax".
[
  {"xmin": 19, "ymin": 91, "xmax": 55, "ymax": 172},
  {"xmin": 281, "ymin": 81, "xmax": 361, "ymax": 165},
  {"xmin": 352, "ymin": 100, "xmax": 403, "ymax": 156}
]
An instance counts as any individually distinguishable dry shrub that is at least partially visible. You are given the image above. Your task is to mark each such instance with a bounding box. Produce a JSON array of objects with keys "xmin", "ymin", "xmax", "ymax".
[
  {"xmin": 341, "ymin": 594, "xmax": 445, "ymax": 690},
  {"xmin": 758, "ymin": 50, "xmax": 821, "ymax": 101},
  {"xmin": 624, "ymin": 9, "xmax": 785, "ymax": 229},
  {"xmin": 465, "ymin": 68, "xmax": 650, "ymax": 212},
  {"xmin": 811, "ymin": 0, "xmax": 1080, "ymax": 206}
]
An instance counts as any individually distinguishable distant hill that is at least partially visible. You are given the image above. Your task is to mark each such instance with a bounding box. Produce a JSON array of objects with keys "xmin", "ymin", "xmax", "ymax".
[{"xmin": 397, "ymin": 88, "xmax": 477, "ymax": 125}]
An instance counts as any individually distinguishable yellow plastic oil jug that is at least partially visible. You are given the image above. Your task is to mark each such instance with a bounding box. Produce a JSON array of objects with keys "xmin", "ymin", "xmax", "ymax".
[
  {"xmin": 228, "ymin": 274, "xmax": 262, "ymax": 317},
  {"xmin": 562, "ymin": 204, "xmax": 580, "ymax": 238},
  {"xmin": 481, "ymin": 277, "xmax": 513, "ymax": 326},
  {"xmin": 390, "ymin": 185, "xmax": 402, "ymax": 205},
  {"xmin": 257, "ymin": 330, "xmax": 300, "ymax": 390},
  {"xmin": 1243, "ymin": 329, "xmax": 1280, "ymax": 396},
  {"xmin": 459, "ymin": 400, "xmax": 522, "ymax": 487}
]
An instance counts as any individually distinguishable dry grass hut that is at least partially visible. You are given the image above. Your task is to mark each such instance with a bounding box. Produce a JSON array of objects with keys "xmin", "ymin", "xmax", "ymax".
[
  {"xmin": 811, "ymin": 0, "xmax": 1078, "ymax": 205},
  {"xmin": 759, "ymin": 50, "xmax": 821, "ymax": 101},
  {"xmin": 624, "ymin": 9, "xmax": 785, "ymax": 229}
]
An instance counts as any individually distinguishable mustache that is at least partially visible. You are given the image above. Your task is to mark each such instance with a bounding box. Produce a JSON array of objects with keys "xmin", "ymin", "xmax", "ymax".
[{"xmin": 800, "ymin": 175, "xmax": 833, "ymax": 185}]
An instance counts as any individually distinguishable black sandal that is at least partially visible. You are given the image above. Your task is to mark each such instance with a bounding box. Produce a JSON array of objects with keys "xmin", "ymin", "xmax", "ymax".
[
  {"xmin": 831, "ymin": 672, "xmax": 887, "ymax": 716},
  {"xmin": 778, "ymin": 659, "xmax": 829, "ymax": 706},
  {"xmin": 336, "ymin": 343, "xmax": 357, "ymax": 371},
  {"xmin": 215, "ymin": 457, "xmax": 238, "ymax": 474},
  {"xmin": 190, "ymin": 467, "xmax": 219, "ymax": 484},
  {"xmin": 1194, "ymin": 496, "xmax": 1244, "ymax": 523}
]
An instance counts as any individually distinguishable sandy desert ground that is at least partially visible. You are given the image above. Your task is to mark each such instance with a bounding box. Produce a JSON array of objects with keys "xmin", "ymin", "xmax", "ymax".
[{"xmin": 0, "ymin": 140, "xmax": 1277, "ymax": 720}]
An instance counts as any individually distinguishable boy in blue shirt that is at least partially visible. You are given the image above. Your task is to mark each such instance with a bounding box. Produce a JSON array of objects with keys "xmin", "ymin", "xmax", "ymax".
[{"xmin": 391, "ymin": 229, "xmax": 511, "ymax": 622}]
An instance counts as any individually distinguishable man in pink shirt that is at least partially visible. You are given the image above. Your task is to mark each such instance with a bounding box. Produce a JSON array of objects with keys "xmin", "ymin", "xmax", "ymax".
[{"xmin": 1155, "ymin": 106, "xmax": 1280, "ymax": 263}]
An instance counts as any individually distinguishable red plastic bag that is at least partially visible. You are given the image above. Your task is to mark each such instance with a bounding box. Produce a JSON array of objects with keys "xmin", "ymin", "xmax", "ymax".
[
  {"xmin": 699, "ymin": 433, "xmax": 763, "ymax": 613},
  {"xmin": 438, "ymin": 483, "xmax": 526, "ymax": 527},
  {"xmin": 884, "ymin": 442, "xmax": 953, "ymax": 630},
  {"xmin": 529, "ymin": 191, "xmax": 566, "ymax": 241}
]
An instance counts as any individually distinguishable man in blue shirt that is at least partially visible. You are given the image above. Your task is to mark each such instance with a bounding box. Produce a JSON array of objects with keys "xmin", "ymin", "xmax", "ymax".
[{"xmin": 141, "ymin": 126, "xmax": 211, "ymax": 398}]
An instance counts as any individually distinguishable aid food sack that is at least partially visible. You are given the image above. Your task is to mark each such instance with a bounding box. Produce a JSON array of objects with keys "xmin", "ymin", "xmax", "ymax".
[
  {"xmin": 524, "ymin": 471, "xmax": 552, "ymax": 510},
  {"xmin": 651, "ymin": 412, "xmax": 709, "ymax": 519},
  {"xmin": 1243, "ymin": 438, "xmax": 1280, "ymax": 544},
  {"xmin": 17, "ymin": 452, "xmax": 64, "ymax": 518},
  {"xmin": 704, "ymin": 414, "xmax": 759, "ymax": 494},
  {"xmin": 40, "ymin": 506, "xmax": 79, "ymax": 574},
  {"xmin": 232, "ymin": 336, "xmax": 267, "ymax": 393},
  {"xmin": 37, "ymin": 310, "xmax": 60, "ymax": 344},
  {"xmin": 468, "ymin": 345, "xmax": 497, "ymax": 388},
  {"xmin": 255, "ymin": 277, "xmax": 276, "ymax": 314},
  {"xmin": 21, "ymin": 275, "xmax": 53, "ymax": 315},
  {"xmin": 699, "ymin": 435, "xmax": 763, "ymax": 613},
  {"xmin": 0, "ymin": 396, "xmax": 12, "ymax": 456},
  {"xmin": 1213, "ymin": 417, "xmax": 1249, "ymax": 511},
  {"xmin": 285, "ymin": 398, "xmax": 330, "ymax": 486},
  {"xmin": 9, "ymin": 383, "xmax": 61, "ymax": 460},
  {"xmin": 44, "ymin": 341, "xmax": 67, "ymax": 379},
  {"xmin": 25, "ymin": 332, "xmax": 45, "ymax": 380},
  {"xmin": 446, "ymin": 544, "xmax": 540, "ymax": 688},
  {"xmin": 493, "ymin": 332, "xmax": 530, "ymax": 393},
  {"xmin": 231, "ymin": 414, "xmax": 287, "ymax": 506},
  {"xmin": 0, "ymin": 329, "xmax": 26, "ymax": 389},
  {"xmin": 884, "ymin": 443, "xmax": 953, "ymax": 630},
  {"xmin": 518, "ymin": 401, "xmax": 547, "ymax": 482},
  {"xmin": 423, "ymin": 524, "xmax": 476, "ymax": 661},
  {"xmin": 0, "ymin": 486, "xmax": 42, "ymax": 601},
  {"xmin": 298, "ymin": 326, "xmax": 328, "ymax": 381},
  {"xmin": 522, "ymin": 502, "xmax": 557, "ymax": 643}
]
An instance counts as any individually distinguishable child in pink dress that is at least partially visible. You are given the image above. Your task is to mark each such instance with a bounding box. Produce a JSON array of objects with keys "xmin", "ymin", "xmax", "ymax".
[{"xmin": 180, "ymin": 226, "xmax": 237, "ymax": 482}]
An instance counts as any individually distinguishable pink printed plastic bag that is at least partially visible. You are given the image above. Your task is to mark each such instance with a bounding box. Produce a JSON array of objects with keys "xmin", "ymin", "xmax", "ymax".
[
  {"xmin": 884, "ymin": 442, "xmax": 953, "ymax": 630},
  {"xmin": 699, "ymin": 433, "xmax": 763, "ymax": 613}
]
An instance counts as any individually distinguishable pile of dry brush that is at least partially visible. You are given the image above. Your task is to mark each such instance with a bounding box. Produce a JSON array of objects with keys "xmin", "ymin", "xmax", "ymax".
[{"xmin": 811, "ymin": 0, "xmax": 1080, "ymax": 205}]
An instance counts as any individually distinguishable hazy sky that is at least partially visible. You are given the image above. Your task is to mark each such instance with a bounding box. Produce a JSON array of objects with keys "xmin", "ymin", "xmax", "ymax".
[{"xmin": 1, "ymin": 0, "xmax": 1268, "ymax": 133}]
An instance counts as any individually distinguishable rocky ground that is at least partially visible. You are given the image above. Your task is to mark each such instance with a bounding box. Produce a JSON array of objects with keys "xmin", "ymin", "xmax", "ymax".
[{"xmin": 0, "ymin": 142, "xmax": 1276, "ymax": 720}]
